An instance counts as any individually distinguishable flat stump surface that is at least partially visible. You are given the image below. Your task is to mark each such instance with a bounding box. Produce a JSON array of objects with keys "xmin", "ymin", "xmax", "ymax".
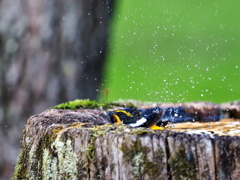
[{"xmin": 13, "ymin": 108, "xmax": 240, "ymax": 180}]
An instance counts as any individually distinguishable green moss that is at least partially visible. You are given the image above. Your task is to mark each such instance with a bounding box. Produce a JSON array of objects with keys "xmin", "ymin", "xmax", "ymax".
[
  {"xmin": 13, "ymin": 128, "xmax": 32, "ymax": 180},
  {"xmin": 13, "ymin": 125, "xmax": 66, "ymax": 180},
  {"xmin": 121, "ymin": 139, "xmax": 161, "ymax": 179},
  {"xmin": 85, "ymin": 123, "xmax": 154, "ymax": 174},
  {"xmin": 32, "ymin": 126, "xmax": 63, "ymax": 179},
  {"xmin": 13, "ymin": 142, "xmax": 31, "ymax": 179},
  {"xmin": 43, "ymin": 124, "xmax": 94, "ymax": 179},
  {"xmin": 51, "ymin": 98, "xmax": 139, "ymax": 110},
  {"xmin": 13, "ymin": 116, "xmax": 161, "ymax": 179},
  {"xmin": 131, "ymin": 127, "xmax": 154, "ymax": 135},
  {"xmin": 86, "ymin": 124, "xmax": 113, "ymax": 164},
  {"xmin": 168, "ymin": 147, "xmax": 196, "ymax": 180},
  {"xmin": 52, "ymin": 99, "xmax": 102, "ymax": 110}
]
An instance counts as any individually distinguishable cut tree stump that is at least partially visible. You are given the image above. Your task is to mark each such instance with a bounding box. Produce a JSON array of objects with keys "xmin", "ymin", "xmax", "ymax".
[{"xmin": 13, "ymin": 105, "xmax": 240, "ymax": 180}]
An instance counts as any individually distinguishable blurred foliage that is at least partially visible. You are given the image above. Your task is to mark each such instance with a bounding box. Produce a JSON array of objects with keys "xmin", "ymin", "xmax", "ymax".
[{"xmin": 102, "ymin": 0, "xmax": 240, "ymax": 103}]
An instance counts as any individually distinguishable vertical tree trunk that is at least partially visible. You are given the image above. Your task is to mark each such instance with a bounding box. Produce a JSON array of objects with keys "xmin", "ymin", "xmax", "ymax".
[{"xmin": 0, "ymin": 0, "xmax": 115, "ymax": 179}]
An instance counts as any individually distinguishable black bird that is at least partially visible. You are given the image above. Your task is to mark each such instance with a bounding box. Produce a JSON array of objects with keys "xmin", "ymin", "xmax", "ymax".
[{"xmin": 108, "ymin": 107, "xmax": 165, "ymax": 130}]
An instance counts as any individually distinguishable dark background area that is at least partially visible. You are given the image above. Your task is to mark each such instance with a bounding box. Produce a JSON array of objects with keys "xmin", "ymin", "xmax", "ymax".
[{"xmin": 0, "ymin": 0, "xmax": 115, "ymax": 179}]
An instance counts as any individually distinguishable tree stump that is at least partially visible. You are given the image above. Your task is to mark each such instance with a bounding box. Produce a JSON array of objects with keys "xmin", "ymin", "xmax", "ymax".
[{"xmin": 13, "ymin": 105, "xmax": 240, "ymax": 180}]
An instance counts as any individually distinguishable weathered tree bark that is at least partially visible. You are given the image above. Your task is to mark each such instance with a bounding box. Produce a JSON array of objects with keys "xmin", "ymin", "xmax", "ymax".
[
  {"xmin": 0, "ymin": 0, "xmax": 115, "ymax": 179},
  {"xmin": 221, "ymin": 101, "xmax": 240, "ymax": 119},
  {"xmin": 13, "ymin": 108, "xmax": 240, "ymax": 180}
]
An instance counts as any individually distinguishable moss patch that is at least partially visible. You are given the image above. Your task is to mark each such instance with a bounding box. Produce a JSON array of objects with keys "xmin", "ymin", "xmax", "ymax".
[
  {"xmin": 13, "ymin": 137, "xmax": 32, "ymax": 179},
  {"xmin": 130, "ymin": 127, "xmax": 154, "ymax": 135},
  {"xmin": 168, "ymin": 147, "xmax": 196, "ymax": 180},
  {"xmin": 13, "ymin": 126, "xmax": 59, "ymax": 179},
  {"xmin": 52, "ymin": 99, "xmax": 102, "ymax": 110},
  {"xmin": 51, "ymin": 99, "xmax": 138, "ymax": 110},
  {"xmin": 121, "ymin": 139, "xmax": 161, "ymax": 179},
  {"xmin": 14, "ymin": 110, "xmax": 164, "ymax": 179},
  {"xmin": 86, "ymin": 124, "xmax": 114, "ymax": 163}
]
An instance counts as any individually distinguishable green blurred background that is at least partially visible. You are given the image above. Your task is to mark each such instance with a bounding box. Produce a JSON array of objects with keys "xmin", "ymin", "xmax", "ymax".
[{"xmin": 101, "ymin": 0, "xmax": 240, "ymax": 103}]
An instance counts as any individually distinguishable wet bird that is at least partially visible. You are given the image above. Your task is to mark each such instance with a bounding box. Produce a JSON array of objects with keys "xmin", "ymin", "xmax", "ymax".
[
  {"xmin": 108, "ymin": 107, "xmax": 165, "ymax": 130},
  {"xmin": 108, "ymin": 106, "xmax": 221, "ymax": 130}
]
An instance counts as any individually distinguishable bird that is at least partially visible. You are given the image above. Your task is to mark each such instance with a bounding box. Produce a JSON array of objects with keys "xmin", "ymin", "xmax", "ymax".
[
  {"xmin": 108, "ymin": 106, "xmax": 221, "ymax": 130},
  {"xmin": 107, "ymin": 107, "xmax": 165, "ymax": 130}
]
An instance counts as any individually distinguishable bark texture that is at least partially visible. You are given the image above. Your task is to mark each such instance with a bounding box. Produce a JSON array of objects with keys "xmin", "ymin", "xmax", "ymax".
[
  {"xmin": 13, "ymin": 108, "xmax": 240, "ymax": 180},
  {"xmin": 221, "ymin": 101, "xmax": 240, "ymax": 119},
  {"xmin": 0, "ymin": 0, "xmax": 115, "ymax": 178}
]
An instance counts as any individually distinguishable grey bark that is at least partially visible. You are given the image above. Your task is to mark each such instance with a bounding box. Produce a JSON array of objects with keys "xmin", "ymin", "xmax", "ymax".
[
  {"xmin": 0, "ymin": 0, "xmax": 115, "ymax": 179},
  {"xmin": 13, "ymin": 108, "xmax": 240, "ymax": 180}
]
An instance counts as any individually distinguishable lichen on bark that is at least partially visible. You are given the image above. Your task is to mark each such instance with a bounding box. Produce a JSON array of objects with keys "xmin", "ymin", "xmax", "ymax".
[
  {"xmin": 121, "ymin": 138, "xmax": 164, "ymax": 179},
  {"xmin": 13, "ymin": 104, "xmax": 240, "ymax": 179}
]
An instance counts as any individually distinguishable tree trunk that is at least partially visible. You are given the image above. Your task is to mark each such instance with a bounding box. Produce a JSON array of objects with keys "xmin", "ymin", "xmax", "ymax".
[
  {"xmin": 13, "ymin": 108, "xmax": 240, "ymax": 180},
  {"xmin": 0, "ymin": 0, "xmax": 115, "ymax": 179}
]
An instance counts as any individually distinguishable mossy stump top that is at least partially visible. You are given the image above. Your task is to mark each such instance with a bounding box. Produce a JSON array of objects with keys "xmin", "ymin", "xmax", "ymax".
[{"xmin": 13, "ymin": 100, "xmax": 240, "ymax": 180}]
